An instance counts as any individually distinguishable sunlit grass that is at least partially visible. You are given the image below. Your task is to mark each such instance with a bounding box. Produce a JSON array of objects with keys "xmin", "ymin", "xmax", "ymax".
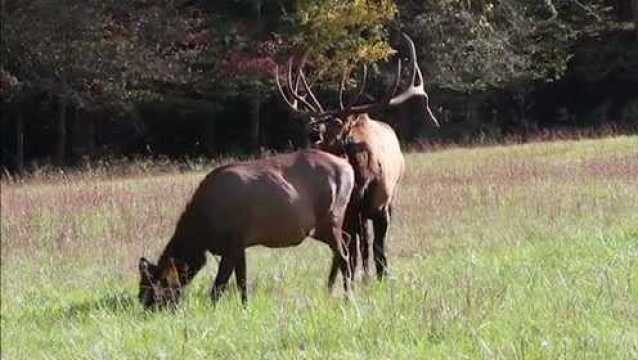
[{"xmin": 2, "ymin": 136, "xmax": 637, "ymax": 358}]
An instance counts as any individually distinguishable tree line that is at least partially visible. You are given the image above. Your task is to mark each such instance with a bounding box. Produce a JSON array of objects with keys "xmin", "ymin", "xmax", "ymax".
[{"xmin": 1, "ymin": 0, "xmax": 637, "ymax": 173}]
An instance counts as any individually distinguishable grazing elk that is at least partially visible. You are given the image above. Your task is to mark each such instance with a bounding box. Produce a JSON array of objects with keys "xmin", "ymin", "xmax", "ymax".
[
  {"xmin": 138, "ymin": 149, "xmax": 355, "ymax": 308},
  {"xmin": 275, "ymin": 33, "xmax": 439, "ymax": 284}
]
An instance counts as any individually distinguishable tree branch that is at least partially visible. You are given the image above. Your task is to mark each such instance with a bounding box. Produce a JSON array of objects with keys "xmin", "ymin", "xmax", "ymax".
[
  {"xmin": 543, "ymin": 0, "xmax": 558, "ymax": 23},
  {"xmin": 572, "ymin": 0, "xmax": 602, "ymax": 22}
]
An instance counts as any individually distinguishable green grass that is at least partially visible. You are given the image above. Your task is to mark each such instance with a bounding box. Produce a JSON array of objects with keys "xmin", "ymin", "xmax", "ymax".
[{"xmin": 2, "ymin": 136, "xmax": 637, "ymax": 359}]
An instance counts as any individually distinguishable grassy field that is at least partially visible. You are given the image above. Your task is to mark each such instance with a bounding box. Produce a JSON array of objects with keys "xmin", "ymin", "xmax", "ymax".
[{"xmin": 1, "ymin": 136, "xmax": 637, "ymax": 359}]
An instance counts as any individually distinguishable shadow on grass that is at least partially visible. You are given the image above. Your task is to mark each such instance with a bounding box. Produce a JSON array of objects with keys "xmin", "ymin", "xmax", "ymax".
[
  {"xmin": 12, "ymin": 291, "xmax": 147, "ymax": 325},
  {"xmin": 62, "ymin": 292, "xmax": 138, "ymax": 318}
]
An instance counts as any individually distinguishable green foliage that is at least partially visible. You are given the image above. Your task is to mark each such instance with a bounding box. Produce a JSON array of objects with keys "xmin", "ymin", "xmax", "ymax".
[
  {"xmin": 3, "ymin": 0, "xmax": 631, "ymax": 102},
  {"xmin": 2, "ymin": 0, "xmax": 205, "ymax": 111},
  {"xmin": 294, "ymin": 0, "xmax": 397, "ymax": 70},
  {"xmin": 203, "ymin": 0, "xmax": 398, "ymax": 97},
  {"xmin": 402, "ymin": 0, "xmax": 575, "ymax": 91}
]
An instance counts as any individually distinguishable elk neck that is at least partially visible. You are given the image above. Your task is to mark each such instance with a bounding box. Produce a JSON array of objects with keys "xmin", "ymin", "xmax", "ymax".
[{"xmin": 157, "ymin": 204, "xmax": 207, "ymax": 286}]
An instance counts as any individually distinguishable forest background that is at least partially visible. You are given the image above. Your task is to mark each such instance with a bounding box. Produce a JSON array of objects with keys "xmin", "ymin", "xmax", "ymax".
[{"xmin": 2, "ymin": 0, "xmax": 637, "ymax": 172}]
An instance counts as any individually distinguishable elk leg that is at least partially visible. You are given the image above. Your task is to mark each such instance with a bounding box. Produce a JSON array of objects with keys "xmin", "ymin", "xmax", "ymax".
[
  {"xmin": 349, "ymin": 233, "xmax": 359, "ymax": 282},
  {"xmin": 327, "ymin": 243, "xmax": 353, "ymax": 292},
  {"xmin": 336, "ymin": 228, "xmax": 352, "ymax": 294},
  {"xmin": 339, "ymin": 248, "xmax": 351, "ymax": 295},
  {"xmin": 345, "ymin": 211, "xmax": 360, "ymax": 284},
  {"xmin": 360, "ymin": 218, "xmax": 371, "ymax": 280},
  {"xmin": 372, "ymin": 209, "xmax": 389, "ymax": 281},
  {"xmin": 234, "ymin": 249, "xmax": 248, "ymax": 304},
  {"xmin": 211, "ymin": 254, "xmax": 235, "ymax": 303},
  {"xmin": 345, "ymin": 198, "xmax": 362, "ymax": 283},
  {"xmin": 327, "ymin": 255, "xmax": 339, "ymax": 290},
  {"xmin": 328, "ymin": 201, "xmax": 358, "ymax": 290},
  {"xmin": 324, "ymin": 226, "xmax": 351, "ymax": 294}
]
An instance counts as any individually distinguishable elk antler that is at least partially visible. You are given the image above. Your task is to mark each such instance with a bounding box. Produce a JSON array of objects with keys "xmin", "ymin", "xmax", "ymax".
[
  {"xmin": 339, "ymin": 64, "xmax": 368, "ymax": 111},
  {"xmin": 343, "ymin": 33, "xmax": 438, "ymax": 127},
  {"xmin": 388, "ymin": 33, "xmax": 439, "ymax": 127},
  {"xmin": 297, "ymin": 53, "xmax": 325, "ymax": 113},
  {"xmin": 283, "ymin": 55, "xmax": 401, "ymax": 121},
  {"xmin": 388, "ymin": 33, "xmax": 427, "ymax": 106},
  {"xmin": 275, "ymin": 58, "xmax": 323, "ymax": 115},
  {"xmin": 275, "ymin": 33, "xmax": 439, "ymax": 127},
  {"xmin": 275, "ymin": 62, "xmax": 300, "ymax": 110}
]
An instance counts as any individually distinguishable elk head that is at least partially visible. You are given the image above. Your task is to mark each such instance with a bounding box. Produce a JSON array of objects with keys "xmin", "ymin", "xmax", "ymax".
[
  {"xmin": 275, "ymin": 33, "xmax": 439, "ymax": 149},
  {"xmin": 138, "ymin": 257, "xmax": 189, "ymax": 309}
]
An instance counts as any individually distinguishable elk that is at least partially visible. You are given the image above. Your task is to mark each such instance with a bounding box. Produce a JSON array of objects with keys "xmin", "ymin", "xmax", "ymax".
[
  {"xmin": 275, "ymin": 33, "xmax": 439, "ymax": 284},
  {"xmin": 138, "ymin": 149, "xmax": 355, "ymax": 308}
]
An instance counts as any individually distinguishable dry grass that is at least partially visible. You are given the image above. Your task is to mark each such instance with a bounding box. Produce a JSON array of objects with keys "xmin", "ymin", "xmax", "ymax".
[{"xmin": 1, "ymin": 135, "xmax": 637, "ymax": 358}]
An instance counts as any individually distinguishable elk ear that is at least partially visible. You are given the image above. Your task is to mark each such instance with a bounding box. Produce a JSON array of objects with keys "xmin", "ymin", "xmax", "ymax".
[
  {"xmin": 139, "ymin": 257, "xmax": 150, "ymax": 272},
  {"xmin": 139, "ymin": 257, "xmax": 158, "ymax": 278},
  {"xmin": 164, "ymin": 258, "xmax": 182, "ymax": 288}
]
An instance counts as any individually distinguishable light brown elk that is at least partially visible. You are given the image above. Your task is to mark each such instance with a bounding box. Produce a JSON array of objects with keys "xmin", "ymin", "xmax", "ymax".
[
  {"xmin": 138, "ymin": 149, "xmax": 355, "ymax": 308},
  {"xmin": 275, "ymin": 33, "xmax": 439, "ymax": 284}
]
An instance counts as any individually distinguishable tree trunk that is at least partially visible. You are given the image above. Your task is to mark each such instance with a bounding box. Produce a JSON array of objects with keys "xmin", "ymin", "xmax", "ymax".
[
  {"xmin": 248, "ymin": 94, "xmax": 261, "ymax": 153},
  {"xmin": 71, "ymin": 106, "xmax": 82, "ymax": 159},
  {"xmin": 465, "ymin": 95, "xmax": 481, "ymax": 140},
  {"xmin": 55, "ymin": 96, "xmax": 67, "ymax": 166},
  {"xmin": 247, "ymin": 0, "xmax": 263, "ymax": 154},
  {"xmin": 204, "ymin": 114, "xmax": 217, "ymax": 156},
  {"xmin": 634, "ymin": 0, "xmax": 638, "ymax": 41},
  {"xmin": 70, "ymin": 107, "xmax": 95, "ymax": 160},
  {"xmin": 252, "ymin": 0, "xmax": 264, "ymax": 34},
  {"xmin": 15, "ymin": 107, "xmax": 24, "ymax": 174},
  {"xmin": 87, "ymin": 112, "xmax": 96, "ymax": 156}
]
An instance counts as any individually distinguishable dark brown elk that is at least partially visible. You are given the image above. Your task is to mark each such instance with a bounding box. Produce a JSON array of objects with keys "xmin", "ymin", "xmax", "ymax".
[
  {"xmin": 138, "ymin": 149, "xmax": 355, "ymax": 308},
  {"xmin": 275, "ymin": 33, "xmax": 439, "ymax": 284}
]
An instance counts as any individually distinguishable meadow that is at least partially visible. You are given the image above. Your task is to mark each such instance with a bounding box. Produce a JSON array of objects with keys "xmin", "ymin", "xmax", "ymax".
[{"xmin": 1, "ymin": 136, "xmax": 637, "ymax": 359}]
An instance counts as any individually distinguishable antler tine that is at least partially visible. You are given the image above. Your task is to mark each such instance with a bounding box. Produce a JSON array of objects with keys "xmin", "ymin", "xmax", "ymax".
[
  {"xmin": 342, "ymin": 64, "xmax": 369, "ymax": 111},
  {"xmin": 285, "ymin": 56, "xmax": 319, "ymax": 113},
  {"xmin": 319, "ymin": 58, "xmax": 400, "ymax": 120},
  {"xmin": 383, "ymin": 58, "xmax": 402, "ymax": 104},
  {"xmin": 286, "ymin": 58, "xmax": 304, "ymax": 108},
  {"xmin": 275, "ymin": 64, "xmax": 298, "ymax": 110},
  {"xmin": 388, "ymin": 33, "xmax": 427, "ymax": 107},
  {"xmin": 392, "ymin": 32, "xmax": 440, "ymax": 127},
  {"xmin": 402, "ymin": 32, "xmax": 419, "ymax": 86},
  {"xmin": 403, "ymin": 32, "xmax": 426, "ymax": 88},
  {"xmin": 415, "ymin": 61, "xmax": 424, "ymax": 88},
  {"xmin": 296, "ymin": 51, "xmax": 325, "ymax": 113},
  {"xmin": 294, "ymin": 69, "xmax": 302, "ymax": 93},
  {"xmin": 298, "ymin": 69, "xmax": 325, "ymax": 112}
]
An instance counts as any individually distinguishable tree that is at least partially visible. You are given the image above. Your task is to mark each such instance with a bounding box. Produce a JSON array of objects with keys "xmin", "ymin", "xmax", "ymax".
[
  {"xmin": 2, "ymin": 0, "xmax": 205, "ymax": 165},
  {"xmin": 292, "ymin": 0, "xmax": 397, "ymax": 71},
  {"xmin": 195, "ymin": 0, "xmax": 397, "ymax": 153},
  {"xmin": 1, "ymin": 69, "xmax": 25, "ymax": 172},
  {"xmin": 400, "ymin": 1, "xmax": 577, "ymax": 93},
  {"xmin": 392, "ymin": 0, "xmax": 636, "ymax": 137}
]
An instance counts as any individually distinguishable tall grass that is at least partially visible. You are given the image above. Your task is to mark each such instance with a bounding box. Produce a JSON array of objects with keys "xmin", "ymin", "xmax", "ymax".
[{"xmin": 2, "ymin": 136, "xmax": 637, "ymax": 359}]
